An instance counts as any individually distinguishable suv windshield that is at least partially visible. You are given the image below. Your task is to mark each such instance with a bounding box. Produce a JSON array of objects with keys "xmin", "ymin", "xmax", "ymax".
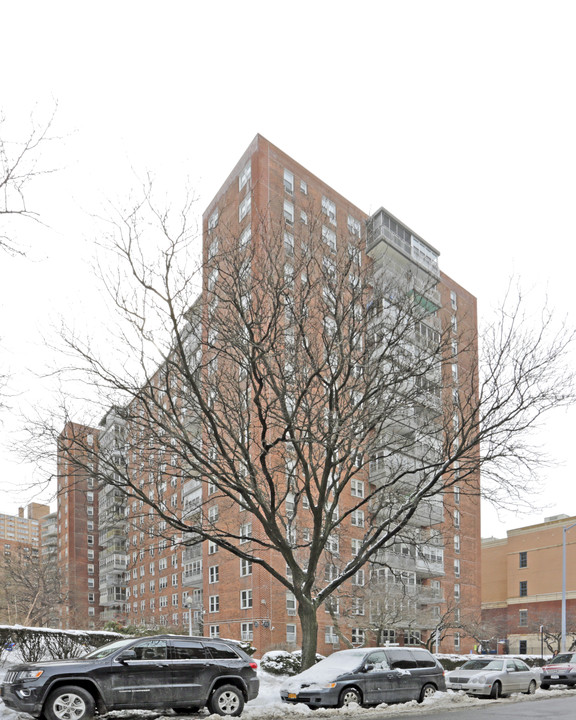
[{"xmin": 83, "ymin": 638, "xmax": 135, "ymax": 659}]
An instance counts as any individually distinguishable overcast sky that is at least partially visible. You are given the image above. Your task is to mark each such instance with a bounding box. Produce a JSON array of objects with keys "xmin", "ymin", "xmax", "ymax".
[{"xmin": 1, "ymin": 0, "xmax": 575, "ymax": 537}]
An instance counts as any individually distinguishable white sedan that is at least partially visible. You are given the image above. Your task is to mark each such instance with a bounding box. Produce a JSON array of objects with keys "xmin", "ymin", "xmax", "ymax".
[{"xmin": 446, "ymin": 658, "xmax": 540, "ymax": 698}]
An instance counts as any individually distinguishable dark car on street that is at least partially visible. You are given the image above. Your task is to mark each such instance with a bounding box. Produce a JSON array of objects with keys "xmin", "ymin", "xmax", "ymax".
[
  {"xmin": 280, "ymin": 646, "xmax": 445, "ymax": 707},
  {"xmin": 0, "ymin": 635, "xmax": 258, "ymax": 719},
  {"xmin": 541, "ymin": 652, "xmax": 576, "ymax": 689}
]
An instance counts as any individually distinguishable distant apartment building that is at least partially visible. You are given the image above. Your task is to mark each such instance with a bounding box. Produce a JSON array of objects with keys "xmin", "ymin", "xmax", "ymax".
[
  {"xmin": 55, "ymin": 136, "xmax": 480, "ymax": 652},
  {"xmin": 482, "ymin": 514, "xmax": 576, "ymax": 654},
  {"xmin": 0, "ymin": 503, "xmax": 51, "ymax": 624}
]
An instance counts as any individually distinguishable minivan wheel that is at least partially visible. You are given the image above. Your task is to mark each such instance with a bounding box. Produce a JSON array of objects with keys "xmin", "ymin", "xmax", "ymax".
[
  {"xmin": 419, "ymin": 683, "xmax": 437, "ymax": 702},
  {"xmin": 338, "ymin": 687, "xmax": 362, "ymax": 707},
  {"xmin": 207, "ymin": 685, "xmax": 244, "ymax": 717},
  {"xmin": 44, "ymin": 686, "xmax": 95, "ymax": 720}
]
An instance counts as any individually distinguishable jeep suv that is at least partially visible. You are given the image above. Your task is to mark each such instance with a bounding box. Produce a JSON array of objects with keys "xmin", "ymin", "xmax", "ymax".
[{"xmin": 1, "ymin": 635, "xmax": 259, "ymax": 719}]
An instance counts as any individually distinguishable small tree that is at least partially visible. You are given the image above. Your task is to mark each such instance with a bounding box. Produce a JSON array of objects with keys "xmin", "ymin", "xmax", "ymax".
[
  {"xmin": 0, "ymin": 545, "xmax": 64, "ymax": 626},
  {"xmin": 25, "ymin": 186, "xmax": 576, "ymax": 668}
]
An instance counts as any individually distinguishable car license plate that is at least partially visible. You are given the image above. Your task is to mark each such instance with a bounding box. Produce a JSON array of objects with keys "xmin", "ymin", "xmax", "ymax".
[
  {"xmin": 288, "ymin": 693, "xmax": 298, "ymax": 699},
  {"xmin": 551, "ymin": 674, "xmax": 560, "ymax": 679}
]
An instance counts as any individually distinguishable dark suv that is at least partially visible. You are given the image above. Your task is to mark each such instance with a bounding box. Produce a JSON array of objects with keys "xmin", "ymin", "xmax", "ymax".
[{"xmin": 0, "ymin": 635, "xmax": 259, "ymax": 719}]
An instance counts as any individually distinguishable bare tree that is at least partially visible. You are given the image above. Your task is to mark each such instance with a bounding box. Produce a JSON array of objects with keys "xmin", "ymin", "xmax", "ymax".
[
  {"xmin": 0, "ymin": 104, "xmax": 57, "ymax": 256},
  {"xmin": 0, "ymin": 545, "xmax": 64, "ymax": 626},
  {"xmin": 24, "ymin": 187, "xmax": 576, "ymax": 668}
]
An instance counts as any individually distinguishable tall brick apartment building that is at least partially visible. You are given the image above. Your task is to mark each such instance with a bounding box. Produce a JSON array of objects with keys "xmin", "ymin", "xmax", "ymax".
[{"xmin": 56, "ymin": 136, "xmax": 480, "ymax": 653}]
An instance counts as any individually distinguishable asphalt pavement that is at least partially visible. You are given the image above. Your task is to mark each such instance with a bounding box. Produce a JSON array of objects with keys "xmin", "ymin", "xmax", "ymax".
[{"xmin": 368, "ymin": 695, "xmax": 576, "ymax": 720}]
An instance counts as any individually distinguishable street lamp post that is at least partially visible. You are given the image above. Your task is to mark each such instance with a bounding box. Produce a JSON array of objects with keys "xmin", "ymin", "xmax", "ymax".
[
  {"xmin": 561, "ymin": 521, "xmax": 576, "ymax": 652},
  {"xmin": 184, "ymin": 596, "xmax": 194, "ymax": 637}
]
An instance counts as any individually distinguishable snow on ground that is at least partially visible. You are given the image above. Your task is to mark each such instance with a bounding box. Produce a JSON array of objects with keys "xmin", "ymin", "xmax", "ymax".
[{"xmin": 2, "ymin": 661, "xmax": 575, "ymax": 720}]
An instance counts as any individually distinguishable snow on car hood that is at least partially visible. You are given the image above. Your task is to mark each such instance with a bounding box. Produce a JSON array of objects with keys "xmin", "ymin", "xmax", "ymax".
[{"xmin": 283, "ymin": 651, "xmax": 367, "ymax": 692}]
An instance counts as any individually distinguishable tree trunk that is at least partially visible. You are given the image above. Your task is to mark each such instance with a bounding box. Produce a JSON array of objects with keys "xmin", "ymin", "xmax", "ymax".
[{"xmin": 298, "ymin": 600, "xmax": 319, "ymax": 670}]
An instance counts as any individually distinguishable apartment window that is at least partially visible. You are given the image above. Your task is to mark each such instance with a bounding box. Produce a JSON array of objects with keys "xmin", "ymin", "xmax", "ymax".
[
  {"xmin": 286, "ymin": 592, "xmax": 297, "ymax": 615},
  {"xmin": 240, "ymin": 558, "xmax": 252, "ymax": 577},
  {"xmin": 239, "ymin": 194, "xmax": 251, "ymax": 222},
  {"xmin": 87, "ymin": 535, "xmax": 94, "ymax": 545},
  {"xmin": 322, "ymin": 196, "xmax": 336, "ymax": 224},
  {"xmin": 283, "ymin": 169, "xmax": 294, "ymax": 194},
  {"xmin": 351, "ymin": 538, "xmax": 362, "ymax": 557},
  {"xmin": 208, "ymin": 541, "xmax": 218, "ymax": 555},
  {"xmin": 208, "ymin": 505, "xmax": 219, "ymax": 523},
  {"xmin": 352, "ymin": 569, "xmax": 365, "ymax": 586},
  {"xmin": 454, "ymin": 559, "xmax": 461, "ymax": 577},
  {"xmin": 87, "ymin": 564, "xmax": 94, "ymax": 575},
  {"xmin": 283, "ymin": 200, "xmax": 294, "ymax": 225},
  {"xmin": 519, "ymin": 551, "xmax": 528, "ymax": 568},
  {"xmin": 241, "ymin": 622, "xmax": 253, "ymax": 641},
  {"xmin": 88, "ymin": 607, "xmax": 95, "ymax": 617},
  {"xmin": 209, "ymin": 595, "xmax": 219, "ymax": 613},
  {"xmin": 351, "ymin": 628, "xmax": 365, "ymax": 645},
  {"xmin": 351, "ymin": 479, "xmax": 364, "ymax": 498},
  {"xmin": 240, "ymin": 589, "xmax": 253, "ymax": 609},
  {"xmin": 351, "ymin": 509, "xmax": 365, "ymax": 527},
  {"xmin": 404, "ymin": 630, "xmax": 421, "ymax": 646},
  {"xmin": 454, "ymin": 534, "xmax": 461, "ymax": 553},
  {"xmin": 454, "ymin": 486, "xmax": 460, "ymax": 504},
  {"xmin": 348, "ymin": 215, "xmax": 362, "ymax": 239},
  {"xmin": 209, "ymin": 625, "xmax": 220, "ymax": 638},
  {"xmin": 208, "ymin": 209, "xmax": 219, "ymax": 230},
  {"xmin": 325, "ymin": 626, "xmax": 338, "ymax": 644},
  {"xmin": 159, "ymin": 557, "xmax": 168, "ymax": 570},
  {"xmin": 209, "ymin": 565, "xmax": 219, "ymax": 584},
  {"xmin": 239, "ymin": 226, "xmax": 251, "ymax": 250},
  {"xmin": 353, "ymin": 598, "xmax": 365, "ymax": 615},
  {"xmin": 87, "ymin": 578, "xmax": 94, "ymax": 588},
  {"xmin": 454, "ymin": 509, "xmax": 460, "ymax": 528},
  {"xmin": 451, "ymin": 315, "xmax": 458, "ymax": 333},
  {"xmin": 454, "ymin": 632, "xmax": 461, "ymax": 650},
  {"xmin": 239, "ymin": 523, "xmax": 252, "ymax": 543},
  {"xmin": 322, "ymin": 225, "xmax": 337, "ymax": 253},
  {"xmin": 300, "ymin": 210, "xmax": 308, "ymax": 225},
  {"xmin": 239, "ymin": 161, "xmax": 251, "ymax": 191},
  {"xmin": 450, "ymin": 290, "xmax": 458, "ymax": 311},
  {"xmin": 300, "ymin": 179, "xmax": 307, "ymax": 195},
  {"xmin": 454, "ymin": 607, "xmax": 461, "ymax": 623},
  {"xmin": 87, "ymin": 506, "xmax": 94, "ymax": 516},
  {"xmin": 519, "ymin": 609, "xmax": 528, "ymax": 626},
  {"xmin": 286, "ymin": 624, "xmax": 297, "ymax": 643},
  {"xmin": 519, "ymin": 580, "xmax": 528, "ymax": 597},
  {"xmin": 208, "ymin": 237, "xmax": 219, "ymax": 260},
  {"xmin": 454, "ymin": 583, "xmax": 461, "ymax": 601}
]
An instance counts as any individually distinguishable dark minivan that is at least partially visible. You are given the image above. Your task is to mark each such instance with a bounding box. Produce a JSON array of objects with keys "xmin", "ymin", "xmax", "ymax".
[
  {"xmin": 281, "ymin": 646, "xmax": 445, "ymax": 707},
  {"xmin": 1, "ymin": 635, "xmax": 258, "ymax": 719}
]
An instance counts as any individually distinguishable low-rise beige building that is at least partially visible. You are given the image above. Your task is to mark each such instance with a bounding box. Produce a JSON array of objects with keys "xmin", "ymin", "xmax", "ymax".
[{"xmin": 482, "ymin": 514, "xmax": 576, "ymax": 654}]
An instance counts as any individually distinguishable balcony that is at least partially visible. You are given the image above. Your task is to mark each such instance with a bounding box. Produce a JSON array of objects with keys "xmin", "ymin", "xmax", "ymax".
[
  {"xmin": 367, "ymin": 209, "xmax": 440, "ymax": 279},
  {"xmin": 376, "ymin": 547, "xmax": 445, "ymax": 579},
  {"xmin": 100, "ymin": 587, "xmax": 127, "ymax": 607}
]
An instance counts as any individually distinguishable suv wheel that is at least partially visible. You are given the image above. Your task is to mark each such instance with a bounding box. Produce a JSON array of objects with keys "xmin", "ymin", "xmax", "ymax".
[
  {"xmin": 207, "ymin": 685, "xmax": 244, "ymax": 717},
  {"xmin": 44, "ymin": 686, "xmax": 95, "ymax": 720}
]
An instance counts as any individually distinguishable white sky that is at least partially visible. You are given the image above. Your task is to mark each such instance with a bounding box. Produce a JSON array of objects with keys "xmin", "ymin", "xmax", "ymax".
[{"xmin": 1, "ymin": 0, "xmax": 575, "ymax": 538}]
